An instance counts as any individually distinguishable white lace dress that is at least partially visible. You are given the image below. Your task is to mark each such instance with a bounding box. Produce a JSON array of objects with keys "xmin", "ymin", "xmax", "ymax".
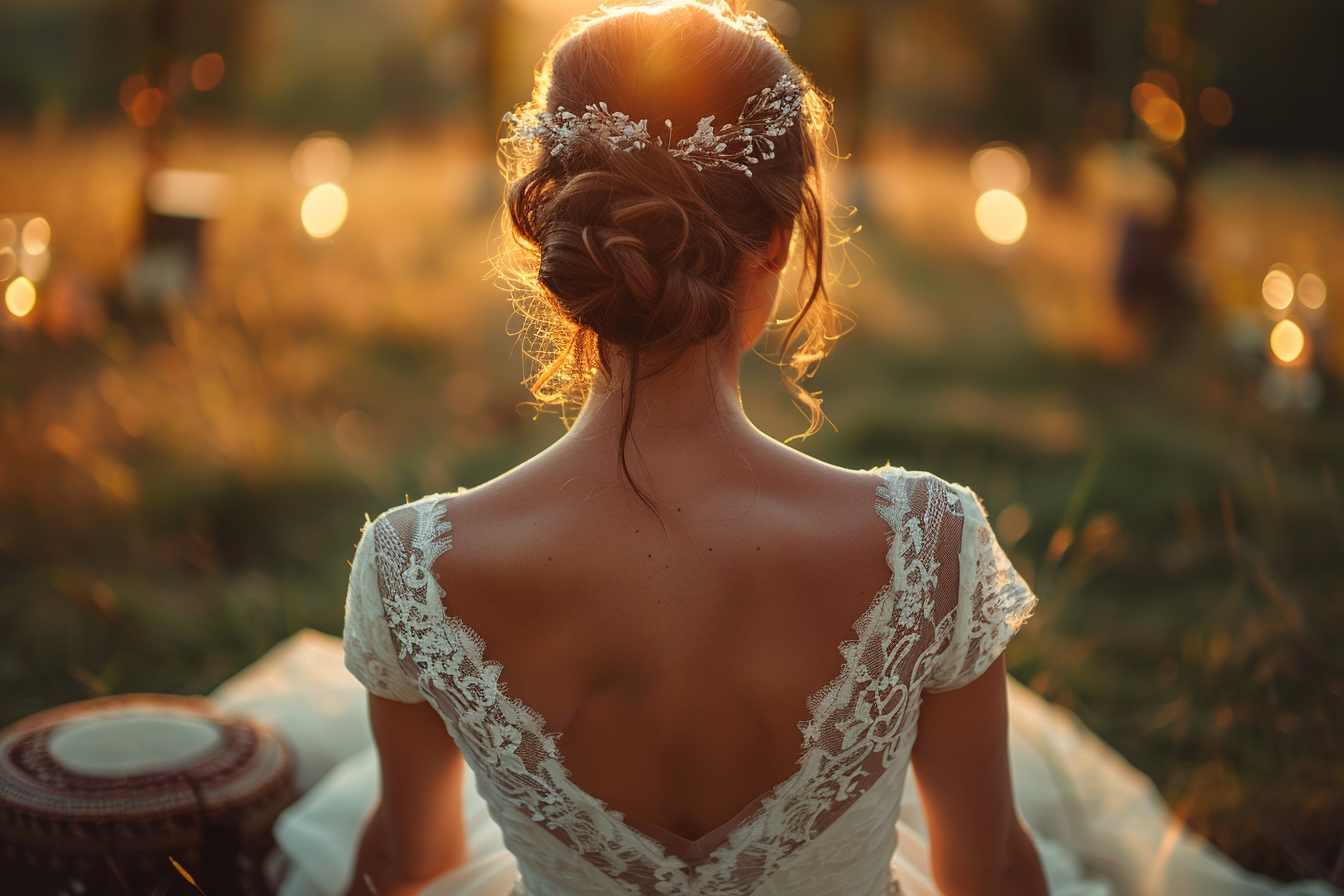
[
  {"xmin": 340, "ymin": 466, "xmax": 1028, "ymax": 896},
  {"xmin": 220, "ymin": 467, "xmax": 1339, "ymax": 896}
]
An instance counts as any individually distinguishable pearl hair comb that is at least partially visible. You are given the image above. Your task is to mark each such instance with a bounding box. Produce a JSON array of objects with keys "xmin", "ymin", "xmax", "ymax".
[{"xmin": 503, "ymin": 74, "xmax": 805, "ymax": 177}]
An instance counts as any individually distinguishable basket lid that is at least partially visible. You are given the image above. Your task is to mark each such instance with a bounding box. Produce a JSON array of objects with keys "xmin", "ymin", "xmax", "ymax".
[{"xmin": 47, "ymin": 709, "xmax": 225, "ymax": 776}]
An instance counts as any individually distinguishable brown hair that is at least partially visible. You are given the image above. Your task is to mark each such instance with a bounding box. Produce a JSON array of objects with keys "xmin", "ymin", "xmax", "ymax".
[{"xmin": 496, "ymin": 1, "xmax": 840, "ymax": 504}]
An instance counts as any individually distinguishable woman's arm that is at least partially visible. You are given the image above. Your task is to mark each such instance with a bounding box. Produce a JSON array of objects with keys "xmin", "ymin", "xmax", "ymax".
[
  {"xmin": 910, "ymin": 655, "xmax": 1048, "ymax": 896},
  {"xmin": 344, "ymin": 694, "xmax": 469, "ymax": 896}
]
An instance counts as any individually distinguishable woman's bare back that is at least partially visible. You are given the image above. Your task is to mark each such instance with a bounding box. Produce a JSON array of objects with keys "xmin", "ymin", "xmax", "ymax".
[{"xmin": 429, "ymin": 438, "xmax": 896, "ymax": 845}]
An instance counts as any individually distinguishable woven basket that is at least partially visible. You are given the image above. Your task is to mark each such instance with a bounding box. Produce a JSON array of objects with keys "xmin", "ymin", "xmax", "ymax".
[{"xmin": 0, "ymin": 693, "xmax": 295, "ymax": 896}]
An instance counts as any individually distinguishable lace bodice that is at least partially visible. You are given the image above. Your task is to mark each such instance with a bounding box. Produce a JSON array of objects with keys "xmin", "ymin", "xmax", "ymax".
[{"xmin": 342, "ymin": 467, "xmax": 1036, "ymax": 896}]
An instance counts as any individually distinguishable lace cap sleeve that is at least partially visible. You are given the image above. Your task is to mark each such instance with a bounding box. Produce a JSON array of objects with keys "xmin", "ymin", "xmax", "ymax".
[
  {"xmin": 925, "ymin": 484, "xmax": 1037, "ymax": 693},
  {"xmin": 342, "ymin": 514, "xmax": 426, "ymax": 703}
]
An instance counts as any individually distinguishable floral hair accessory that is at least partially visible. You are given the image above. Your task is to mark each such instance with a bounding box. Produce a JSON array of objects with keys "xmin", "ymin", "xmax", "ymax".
[{"xmin": 503, "ymin": 74, "xmax": 805, "ymax": 177}]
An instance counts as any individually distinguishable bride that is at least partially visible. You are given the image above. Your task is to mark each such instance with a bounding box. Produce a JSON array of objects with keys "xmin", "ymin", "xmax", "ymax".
[
  {"xmin": 229, "ymin": 3, "xmax": 1334, "ymax": 896},
  {"xmin": 337, "ymin": 3, "xmax": 1045, "ymax": 895}
]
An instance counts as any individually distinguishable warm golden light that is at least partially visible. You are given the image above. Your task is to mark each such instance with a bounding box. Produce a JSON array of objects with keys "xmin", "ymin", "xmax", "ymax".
[
  {"xmin": 995, "ymin": 503, "xmax": 1032, "ymax": 547},
  {"xmin": 0, "ymin": 247, "xmax": 14, "ymax": 281},
  {"xmin": 19, "ymin": 249, "xmax": 49, "ymax": 283},
  {"xmin": 21, "ymin": 217, "xmax": 50, "ymax": 255},
  {"xmin": 970, "ymin": 144, "xmax": 1030, "ymax": 194},
  {"xmin": 1199, "ymin": 87, "xmax": 1233, "ymax": 127},
  {"xmin": 191, "ymin": 53, "xmax": 225, "ymax": 91},
  {"xmin": 1140, "ymin": 96, "xmax": 1186, "ymax": 142},
  {"xmin": 146, "ymin": 169, "xmax": 228, "ymax": 219},
  {"xmin": 293, "ymin": 135, "xmax": 352, "ymax": 187},
  {"xmin": 1269, "ymin": 319, "xmax": 1305, "ymax": 364},
  {"xmin": 119, "ymin": 74, "xmax": 148, "ymax": 114},
  {"xmin": 1297, "ymin": 272, "xmax": 1326, "ymax": 309},
  {"xmin": 0, "ymin": 218, "xmax": 14, "ymax": 248},
  {"xmin": 301, "ymin": 183, "xmax": 349, "ymax": 238},
  {"xmin": 5, "ymin": 277, "xmax": 35, "ymax": 317},
  {"xmin": 131, "ymin": 87, "xmax": 164, "ymax": 127},
  {"xmin": 975, "ymin": 189, "xmax": 1027, "ymax": 245},
  {"xmin": 1130, "ymin": 82, "xmax": 1165, "ymax": 118},
  {"xmin": 506, "ymin": 0, "xmax": 612, "ymax": 21},
  {"xmin": 1261, "ymin": 269, "xmax": 1294, "ymax": 310}
]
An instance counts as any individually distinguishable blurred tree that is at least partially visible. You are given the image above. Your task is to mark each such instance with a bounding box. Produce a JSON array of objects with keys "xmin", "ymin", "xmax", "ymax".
[{"xmin": 0, "ymin": 0, "xmax": 1339, "ymax": 152}]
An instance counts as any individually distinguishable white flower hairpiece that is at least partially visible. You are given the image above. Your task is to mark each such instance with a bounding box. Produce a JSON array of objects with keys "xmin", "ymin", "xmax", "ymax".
[{"xmin": 503, "ymin": 74, "xmax": 805, "ymax": 177}]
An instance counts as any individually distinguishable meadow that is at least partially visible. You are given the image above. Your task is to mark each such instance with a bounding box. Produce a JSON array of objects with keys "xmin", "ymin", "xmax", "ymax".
[{"xmin": 1, "ymin": 124, "xmax": 1341, "ymax": 884}]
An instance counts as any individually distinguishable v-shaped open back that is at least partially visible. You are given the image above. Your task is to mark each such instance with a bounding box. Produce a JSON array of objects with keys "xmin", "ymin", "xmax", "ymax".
[{"xmin": 342, "ymin": 466, "xmax": 1037, "ymax": 896}]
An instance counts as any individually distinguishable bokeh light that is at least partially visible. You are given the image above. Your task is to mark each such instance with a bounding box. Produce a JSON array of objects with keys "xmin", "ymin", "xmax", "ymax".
[
  {"xmin": 1261, "ymin": 268, "xmax": 1294, "ymax": 310},
  {"xmin": 5, "ymin": 276, "xmax": 35, "ymax": 318},
  {"xmin": 970, "ymin": 143, "xmax": 1030, "ymax": 194},
  {"xmin": 292, "ymin": 135, "xmax": 352, "ymax": 187},
  {"xmin": 118, "ymin": 74, "xmax": 148, "ymax": 114},
  {"xmin": 995, "ymin": 503, "xmax": 1032, "ymax": 546},
  {"xmin": 1297, "ymin": 272, "xmax": 1326, "ymax": 309},
  {"xmin": 1140, "ymin": 96, "xmax": 1186, "ymax": 142},
  {"xmin": 301, "ymin": 183, "xmax": 349, "ymax": 238},
  {"xmin": 0, "ymin": 248, "xmax": 14, "ymax": 281},
  {"xmin": 1143, "ymin": 68, "xmax": 1180, "ymax": 99},
  {"xmin": 1199, "ymin": 88, "xmax": 1233, "ymax": 127},
  {"xmin": 191, "ymin": 53, "xmax": 225, "ymax": 91},
  {"xmin": 21, "ymin": 217, "xmax": 50, "ymax": 255},
  {"xmin": 975, "ymin": 189, "xmax": 1028, "ymax": 245},
  {"xmin": 1131, "ymin": 82, "xmax": 1166, "ymax": 118},
  {"xmin": 19, "ymin": 250, "xmax": 50, "ymax": 283},
  {"xmin": 1269, "ymin": 319, "xmax": 1306, "ymax": 365},
  {"xmin": 131, "ymin": 87, "xmax": 164, "ymax": 127}
]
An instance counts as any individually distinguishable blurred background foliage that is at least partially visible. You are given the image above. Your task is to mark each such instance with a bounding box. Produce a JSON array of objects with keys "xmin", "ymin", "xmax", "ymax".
[{"xmin": 1, "ymin": 0, "xmax": 1342, "ymax": 886}]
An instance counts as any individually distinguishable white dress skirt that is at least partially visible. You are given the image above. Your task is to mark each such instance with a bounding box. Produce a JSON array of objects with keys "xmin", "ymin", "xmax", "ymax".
[{"xmin": 211, "ymin": 629, "xmax": 1339, "ymax": 896}]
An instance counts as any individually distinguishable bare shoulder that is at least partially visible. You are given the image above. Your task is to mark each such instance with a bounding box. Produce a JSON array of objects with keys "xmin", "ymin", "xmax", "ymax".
[
  {"xmin": 748, "ymin": 440, "xmax": 887, "ymax": 505},
  {"xmin": 753, "ymin": 450, "xmax": 970, "ymax": 545},
  {"xmin": 364, "ymin": 455, "xmax": 557, "ymax": 553},
  {"xmin": 378, "ymin": 455, "xmax": 970, "ymax": 553}
]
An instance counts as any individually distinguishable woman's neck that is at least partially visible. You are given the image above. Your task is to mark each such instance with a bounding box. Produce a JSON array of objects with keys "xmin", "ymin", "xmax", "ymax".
[
  {"xmin": 559, "ymin": 342, "xmax": 766, "ymax": 485},
  {"xmin": 570, "ymin": 343, "xmax": 752, "ymax": 439}
]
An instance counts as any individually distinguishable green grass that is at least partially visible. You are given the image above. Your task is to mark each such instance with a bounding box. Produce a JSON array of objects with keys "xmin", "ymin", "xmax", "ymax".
[{"xmin": 1, "ymin": 189, "xmax": 1340, "ymax": 888}]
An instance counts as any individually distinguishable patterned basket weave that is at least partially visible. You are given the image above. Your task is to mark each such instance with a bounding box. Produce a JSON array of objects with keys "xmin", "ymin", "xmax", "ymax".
[{"xmin": 0, "ymin": 694, "xmax": 295, "ymax": 896}]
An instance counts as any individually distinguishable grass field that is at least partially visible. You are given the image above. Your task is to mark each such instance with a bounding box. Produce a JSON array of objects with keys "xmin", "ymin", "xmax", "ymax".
[{"xmin": 1, "ymin": 125, "xmax": 1341, "ymax": 885}]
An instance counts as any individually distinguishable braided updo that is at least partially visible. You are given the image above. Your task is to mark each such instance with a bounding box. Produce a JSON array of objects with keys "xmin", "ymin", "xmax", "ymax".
[{"xmin": 497, "ymin": 0, "xmax": 840, "ymax": 497}]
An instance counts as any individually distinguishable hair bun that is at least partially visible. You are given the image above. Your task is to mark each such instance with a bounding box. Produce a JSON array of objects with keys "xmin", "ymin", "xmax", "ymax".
[{"xmin": 537, "ymin": 170, "xmax": 733, "ymax": 347}]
